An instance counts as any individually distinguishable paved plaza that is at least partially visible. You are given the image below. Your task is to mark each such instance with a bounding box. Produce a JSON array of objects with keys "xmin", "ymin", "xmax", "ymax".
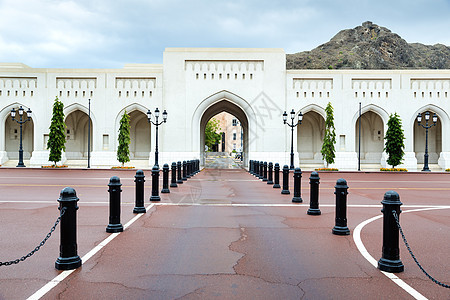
[{"xmin": 0, "ymin": 167, "xmax": 449, "ymax": 299}]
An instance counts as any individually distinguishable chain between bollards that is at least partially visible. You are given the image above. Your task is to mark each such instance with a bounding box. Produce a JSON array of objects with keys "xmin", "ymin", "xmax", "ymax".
[
  {"xmin": 0, "ymin": 208, "xmax": 66, "ymax": 267},
  {"xmin": 392, "ymin": 210, "xmax": 449, "ymax": 288}
]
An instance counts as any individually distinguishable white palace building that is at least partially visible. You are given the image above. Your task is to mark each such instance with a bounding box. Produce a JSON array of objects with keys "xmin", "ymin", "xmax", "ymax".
[{"xmin": 0, "ymin": 48, "xmax": 449, "ymax": 170}]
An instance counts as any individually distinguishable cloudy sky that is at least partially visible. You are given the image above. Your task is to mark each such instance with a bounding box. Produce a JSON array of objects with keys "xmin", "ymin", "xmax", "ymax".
[{"xmin": 0, "ymin": 0, "xmax": 449, "ymax": 68}]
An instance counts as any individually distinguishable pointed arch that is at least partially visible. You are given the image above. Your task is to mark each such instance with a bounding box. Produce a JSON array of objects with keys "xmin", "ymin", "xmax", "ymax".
[
  {"xmin": 192, "ymin": 90, "xmax": 256, "ymax": 166},
  {"xmin": 351, "ymin": 104, "xmax": 389, "ymax": 128}
]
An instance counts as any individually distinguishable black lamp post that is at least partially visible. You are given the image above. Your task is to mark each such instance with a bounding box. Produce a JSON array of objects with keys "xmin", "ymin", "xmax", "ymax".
[
  {"xmin": 283, "ymin": 109, "xmax": 303, "ymax": 170},
  {"xmin": 11, "ymin": 106, "xmax": 32, "ymax": 167},
  {"xmin": 417, "ymin": 111, "xmax": 437, "ymax": 172},
  {"xmin": 147, "ymin": 107, "xmax": 167, "ymax": 167}
]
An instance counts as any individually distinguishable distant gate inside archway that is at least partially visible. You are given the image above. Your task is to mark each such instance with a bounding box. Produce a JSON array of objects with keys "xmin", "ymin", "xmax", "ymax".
[{"xmin": 200, "ymin": 100, "xmax": 248, "ymax": 168}]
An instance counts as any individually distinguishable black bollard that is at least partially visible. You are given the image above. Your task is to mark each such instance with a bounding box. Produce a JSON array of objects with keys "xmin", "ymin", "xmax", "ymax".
[
  {"xmin": 259, "ymin": 161, "xmax": 264, "ymax": 179},
  {"xmin": 186, "ymin": 161, "xmax": 191, "ymax": 179},
  {"xmin": 332, "ymin": 178, "xmax": 350, "ymax": 235},
  {"xmin": 249, "ymin": 160, "xmax": 253, "ymax": 174},
  {"xmin": 273, "ymin": 163, "xmax": 281, "ymax": 188},
  {"xmin": 177, "ymin": 161, "xmax": 183, "ymax": 184},
  {"xmin": 55, "ymin": 187, "xmax": 82, "ymax": 270},
  {"xmin": 263, "ymin": 162, "xmax": 268, "ymax": 182},
  {"xmin": 307, "ymin": 171, "xmax": 321, "ymax": 215},
  {"xmin": 106, "ymin": 176, "xmax": 124, "ymax": 233},
  {"xmin": 133, "ymin": 170, "xmax": 146, "ymax": 213},
  {"xmin": 170, "ymin": 162, "xmax": 178, "ymax": 187},
  {"xmin": 161, "ymin": 163, "xmax": 170, "ymax": 193},
  {"xmin": 267, "ymin": 162, "xmax": 273, "ymax": 184},
  {"xmin": 378, "ymin": 191, "xmax": 404, "ymax": 273},
  {"xmin": 292, "ymin": 168, "xmax": 303, "ymax": 203},
  {"xmin": 182, "ymin": 161, "xmax": 187, "ymax": 181},
  {"xmin": 254, "ymin": 161, "xmax": 259, "ymax": 177},
  {"xmin": 150, "ymin": 165, "xmax": 161, "ymax": 201},
  {"xmin": 281, "ymin": 165, "xmax": 290, "ymax": 194}
]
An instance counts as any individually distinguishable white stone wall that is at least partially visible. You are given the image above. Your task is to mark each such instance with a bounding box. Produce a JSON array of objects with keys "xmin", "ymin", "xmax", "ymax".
[{"xmin": 0, "ymin": 50, "xmax": 449, "ymax": 170}]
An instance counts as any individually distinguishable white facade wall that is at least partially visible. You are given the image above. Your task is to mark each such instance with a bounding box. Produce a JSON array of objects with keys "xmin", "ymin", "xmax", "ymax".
[{"xmin": 0, "ymin": 49, "xmax": 449, "ymax": 170}]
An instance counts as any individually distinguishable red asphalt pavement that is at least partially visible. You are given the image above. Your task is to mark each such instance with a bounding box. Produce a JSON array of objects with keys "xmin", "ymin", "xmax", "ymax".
[{"xmin": 0, "ymin": 168, "xmax": 449, "ymax": 299}]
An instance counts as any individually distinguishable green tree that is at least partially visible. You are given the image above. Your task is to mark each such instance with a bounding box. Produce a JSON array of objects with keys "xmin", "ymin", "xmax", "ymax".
[
  {"xmin": 47, "ymin": 97, "xmax": 66, "ymax": 166},
  {"xmin": 321, "ymin": 102, "xmax": 336, "ymax": 167},
  {"xmin": 205, "ymin": 118, "xmax": 222, "ymax": 151},
  {"xmin": 117, "ymin": 111, "xmax": 131, "ymax": 166},
  {"xmin": 384, "ymin": 113, "xmax": 405, "ymax": 168}
]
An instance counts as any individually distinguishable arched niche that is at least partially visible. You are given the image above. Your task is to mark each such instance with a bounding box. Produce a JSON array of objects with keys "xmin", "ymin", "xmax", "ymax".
[
  {"xmin": 297, "ymin": 111, "xmax": 325, "ymax": 163},
  {"xmin": 64, "ymin": 110, "xmax": 92, "ymax": 159},
  {"xmin": 355, "ymin": 111, "xmax": 385, "ymax": 164}
]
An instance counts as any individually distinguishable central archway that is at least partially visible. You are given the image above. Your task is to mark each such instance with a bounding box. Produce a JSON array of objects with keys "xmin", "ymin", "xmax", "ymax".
[{"xmin": 200, "ymin": 100, "xmax": 249, "ymax": 167}]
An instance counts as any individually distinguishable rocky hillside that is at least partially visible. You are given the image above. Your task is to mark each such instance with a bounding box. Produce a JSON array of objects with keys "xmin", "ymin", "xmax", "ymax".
[{"xmin": 286, "ymin": 21, "xmax": 450, "ymax": 69}]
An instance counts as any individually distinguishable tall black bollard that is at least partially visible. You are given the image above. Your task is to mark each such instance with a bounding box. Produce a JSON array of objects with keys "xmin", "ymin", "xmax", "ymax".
[
  {"xmin": 161, "ymin": 164, "xmax": 170, "ymax": 193},
  {"xmin": 106, "ymin": 176, "xmax": 124, "ymax": 233},
  {"xmin": 267, "ymin": 162, "xmax": 273, "ymax": 184},
  {"xmin": 307, "ymin": 171, "xmax": 321, "ymax": 215},
  {"xmin": 254, "ymin": 160, "xmax": 259, "ymax": 177},
  {"xmin": 259, "ymin": 161, "xmax": 264, "ymax": 179},
  {"xmin": 263, "ymin": 162, "xmax": 268, "ymax": 182},
  {"xmin": 186, "ymin": 161, "xmax": 191, "ymax": 179},
  {"xmin": 177, "ymin": 161, "xmax": 183, "ymax": 184},
  {"xmin": 332, "ymin": 178, "xmax": 350, "ymax": 235},
  {"xmin": 378, "ymin": 191, "xmax": 404, "ymax": 273},
  {"xmin": 292, "ymin": 168, "xmax": 303, "ymax": 203},
  {"xmin": 249, "ymin": 160, "xmax": 253, "ymax": 174},
  {"xmin": 170, "ymin": 162, "xmax": 178, "ymax": 187},
  {"xmin": 150, "ymin": 165, "xmax": 161, "ymax": 201},
  {"xmin": 273, "ymin": 163, "xmax": 281, "ymax": 188},
  {"xmin": 182, "ymin": 161, "xmax": 187, "ymax": 181},
  {"xmin": 55, "ymin": 187, "xmax": 82, "ymax": 270},
  {"xmin": 281, "ymin": 165, "xmax": 290, "ymax": 194},
  {"xmin": 133, "ymin": 170, "xmax": 146, "ymax": 213}
]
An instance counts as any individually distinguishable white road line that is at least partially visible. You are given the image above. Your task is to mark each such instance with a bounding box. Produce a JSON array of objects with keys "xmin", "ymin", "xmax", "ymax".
[
  {"xmin": 353, "ymin": 207, "xmax": 449, "ymax": 300},
  {"xmin": 26, "ymin": 203, "xmax": 155, "ymax": 300}
]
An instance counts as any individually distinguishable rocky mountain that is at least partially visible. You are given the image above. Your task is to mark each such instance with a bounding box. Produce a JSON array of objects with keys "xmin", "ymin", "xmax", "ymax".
[{"xmin": 286, "ymin": 21, "xmax": 450, "ymax": 69}]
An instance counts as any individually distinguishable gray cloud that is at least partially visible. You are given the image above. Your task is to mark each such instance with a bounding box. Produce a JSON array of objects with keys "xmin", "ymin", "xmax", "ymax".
[{"xmin": 0, "ymin": 0, "xmax": 448, "ymax": 68}]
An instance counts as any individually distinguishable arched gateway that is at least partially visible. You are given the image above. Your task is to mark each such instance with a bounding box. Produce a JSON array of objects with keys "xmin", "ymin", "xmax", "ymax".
[{"xmin": 192, "ymin": 91, "xmax": 254, "ymax": 167}]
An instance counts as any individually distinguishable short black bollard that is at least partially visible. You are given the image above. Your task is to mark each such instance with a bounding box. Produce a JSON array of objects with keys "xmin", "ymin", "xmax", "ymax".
[
  {"xmin": 177, "ymin": 161, "xmax": 183, "ymax": 184},
  {"xmin": 55, "ymin": 187, "xmax": 82, "ymax": 270},
  {"xmin": 267, "ymin": 162, "xmax": 273, "ymax": 184},
  {"xmin": 182, "ymin": 161, "xmax": 187, "ymax": 181},
  {"xmin": 292, "ymin": 168, "xmax": 303, "ymax": 203},
  {"xmin": 378, "ymin": 191, "xmax": 404, "ymax": 273},
  {"xmin": 249, "ymin": 160, "xmax": 253, "ymax": 174},
  {"xmin": 161, "ymin": 163, "xmax": 170, "ymax": 193},
  {"xmin": 332, "ymin": 178, "xmax": 350, "ymax": 235},
  {"xmin": 254, "ymin": 160, "xmax": 259, "ymax": 177},
  {"xmin": 263, "ymin": 162, "xmax": 268, "ymax": 182},
  {"xmin": 186, "ymin": 161, "xmax": 191, "ymax": 179},
  {"xmin": 170, "ymin": 162, "xmax": 178, "ymax": 187},
  {"xmin": 106, "ymin": 176, "xmax": 124, "ymax": 233},
  {"xmin": 281, "ymin": 165, "xmax": 290, "ymax": 194},
  {"xmin": 133, "ymin": 170, "xmax": 146, "ymax": 213},
  {"xmin": 150, "ymin": 165, "xmax": 161, "ymax": 201},
  {"xmin": 259, "ymin": 161, "xmax": 264, "ymax": 179},
  {"xmin": 273, "ymin": 163, "xmax": 281, "ymax": 188},
  {"xmin": 307, "ymin": 171, "xmax": 321, "ymax": 215}
]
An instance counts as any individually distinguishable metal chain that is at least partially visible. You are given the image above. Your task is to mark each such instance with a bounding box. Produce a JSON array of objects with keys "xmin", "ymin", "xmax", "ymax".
[
  {"xmin": 392, "ymin": 210, "xmax": 450, "ymax": 288},
  {"xmin": 0, "ymin": 207, "xmax": 66, "ymax": 267}
]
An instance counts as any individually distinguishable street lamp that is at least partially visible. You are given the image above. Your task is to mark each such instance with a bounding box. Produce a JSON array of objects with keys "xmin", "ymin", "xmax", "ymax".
[
  {"xmin": 147, "ymin": 107, "xmax": 168, "ymax": 167},
  {"xmin": 417, "ymin": 111, "xmax": 437, "ymax": 172},
  {"xmin": 11, "ymin": 106, "xmax": 32, "ymax": 167},
  {"xmin": 283, "ymin": 109, "xmax": 303, "ymax": 170}
]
